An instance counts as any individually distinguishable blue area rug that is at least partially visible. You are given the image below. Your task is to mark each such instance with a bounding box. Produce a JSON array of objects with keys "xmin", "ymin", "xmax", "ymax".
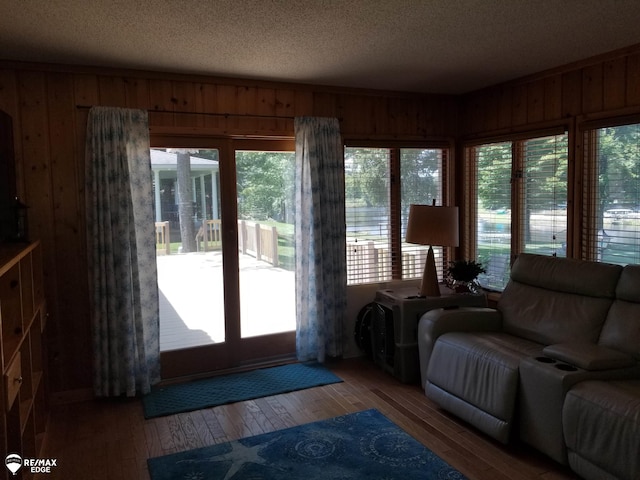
[
  {"xmin": 143, "ymin": 362, "xmax": 342, "ymax": 419},
  {"xmin": 147, "ymin": 409, "xmax": 467, "ymax": 480}
]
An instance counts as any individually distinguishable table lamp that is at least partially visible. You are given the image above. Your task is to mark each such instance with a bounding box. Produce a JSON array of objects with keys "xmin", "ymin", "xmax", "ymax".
[{"xmin": 405, "ymin": 202, "xmax": 459, "ymax": 297}]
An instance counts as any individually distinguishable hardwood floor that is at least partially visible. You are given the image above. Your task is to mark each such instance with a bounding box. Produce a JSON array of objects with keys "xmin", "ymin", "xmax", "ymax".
[{"xmin": 40, "ymin": 358, "xmax": 579, "ymax": 480}]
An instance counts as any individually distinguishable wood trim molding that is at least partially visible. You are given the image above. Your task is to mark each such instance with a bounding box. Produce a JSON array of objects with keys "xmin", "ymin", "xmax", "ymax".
[
  {"xmin": 149, "ymin": 125, "xmax": 294, "ymax": 141},
  {"xmin": 461, "ymin": 122, "xmax": 569, "ymax": 146},
  {"xmin": 577, "ymin": 107, "xmax": 640, "ymax": 131}
]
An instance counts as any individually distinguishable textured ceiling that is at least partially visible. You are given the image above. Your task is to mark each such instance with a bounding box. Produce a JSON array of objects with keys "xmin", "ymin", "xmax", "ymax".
[{"xmin": 1, "ymin": 0, "xmax": 640, "ymax": 94}]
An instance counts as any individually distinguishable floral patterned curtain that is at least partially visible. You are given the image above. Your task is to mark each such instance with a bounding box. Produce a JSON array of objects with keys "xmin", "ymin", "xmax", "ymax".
[
  {"xmin": 85, "ymin": 107, "xmax": 160, "ymax": 397},
  {"xmin": 294, "ymin": 117, "xmax": 346, "ymax": 362}
]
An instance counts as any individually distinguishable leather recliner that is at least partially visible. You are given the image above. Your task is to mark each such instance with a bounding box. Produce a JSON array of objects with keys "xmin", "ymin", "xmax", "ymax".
[{"xmin": 417, "ymin": 254, "xmax": 640, "ymax": 480}]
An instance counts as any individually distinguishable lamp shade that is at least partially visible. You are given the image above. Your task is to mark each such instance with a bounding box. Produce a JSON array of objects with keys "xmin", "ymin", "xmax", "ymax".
[
  {"xmin": 405, "ymin": 204, "xmax": 459, "ymax": 297},
  {"xmin": 405, "ymin": 204, "xmax": 459, "ymax": 247}
]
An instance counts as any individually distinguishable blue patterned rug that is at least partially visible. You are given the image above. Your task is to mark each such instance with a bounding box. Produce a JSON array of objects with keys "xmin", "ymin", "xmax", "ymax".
[
  {"xmin": 143, "ymin": 362, "xmax": 342, "ymax": 419},
  {"xmin": 147, "ymin": 409, "xmax": 467, "ymax": 480}
]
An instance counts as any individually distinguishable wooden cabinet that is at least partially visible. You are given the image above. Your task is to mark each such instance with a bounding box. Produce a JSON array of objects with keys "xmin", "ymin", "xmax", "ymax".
[{"xmin": 0, "ymin": 241, "xmax": 47, "ymax": 479}]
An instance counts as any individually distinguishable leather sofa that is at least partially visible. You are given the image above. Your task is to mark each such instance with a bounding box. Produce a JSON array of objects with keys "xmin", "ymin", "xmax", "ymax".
[
  {"xmin": 417, "ymin": 253, "xmax": 640, "ymax": 480},
  {"xmin": 563, "ymin": 379, "xmax": 640, "ymax": 480}
]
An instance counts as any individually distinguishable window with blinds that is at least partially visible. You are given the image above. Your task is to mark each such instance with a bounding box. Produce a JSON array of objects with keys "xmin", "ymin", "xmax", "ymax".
[
  {"xmin": 345, "ymin": 146, "xmax": 446, "ymax": 285},
  {"xmin": 583, "ymin": 122, "xmax": 640, "ymax": 265},
  {"xmin": 520, "ymin": 134, "xmax": 568, "ymax": 257},
  {"xmin": 400, "ymin": 149, "xmax": 444, "ymax": 280},
  {"xmin": 345, "ymin": 148, "xmax": 392, "ymax": 284},
  {"xmin": 470, "ymin": 142, "xmax": 513, "ymax": 291},
  {"xmin": 466, "ymin": 133, "xmax": 568, "ymax": 291}
]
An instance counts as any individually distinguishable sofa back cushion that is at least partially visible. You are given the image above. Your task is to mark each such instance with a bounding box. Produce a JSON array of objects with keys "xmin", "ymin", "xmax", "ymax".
[
  {"xmin": 599, "ymin": 265, "xmax": 640, "ymax": 360},
  {"xmin": 497, "ymin": 254, "xmax": 622, "ymax": 345}
]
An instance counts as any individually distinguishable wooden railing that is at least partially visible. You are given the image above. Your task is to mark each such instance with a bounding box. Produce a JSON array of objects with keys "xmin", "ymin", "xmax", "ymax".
[
  {"xmin": 158, "ymin": 223, "xmax": 431, "ymax": 283},
  {"xmin": 238, "ymin": 220, "xmax": 279, "ymax": 267},
  {"xmin": 196, "ymin": 219, "xmax": 222, "ymax": 252},
  {"xmin": 155, "ymin": 221, "xmax": 171, "ymax": 255},
  {"xmin": 402, "ymin": 249, "xmax": 429, "ymax": 278},
  {"xmin": 157, "ymin": 220, "xmax": 222, "ymax": 255},
  {"xmin": 346, "ymin": 240, "xmax": 391, "ymax": 284},
  {"xmin": 156, "ymin": 219, "xmax": 279, "ymax": 265},
  {"xmin": 346, "ymin": 239, "xmax": 432, "ymax": 284}
]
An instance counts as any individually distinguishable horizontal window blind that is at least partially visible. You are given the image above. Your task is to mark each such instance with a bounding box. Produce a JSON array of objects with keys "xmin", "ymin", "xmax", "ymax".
[
  {"xmin": 520, "ymin": 134, "xmax": 568, "ymax": 257},
  {"xmin": 466, "ymin": 134, "xmax": 569, "ymax": 292},
  {"xmin": 584, "ymin": 123, "xmax": 640, "ymax": 265},
  {"xmin": 345, "ymin": 146, "xmax": 447, "ymax": 285},
  {"xmin": 345, "ymin": 148, "xmax": 392, "ymax": 284},
  {"xmin": 400, "ymin": 148, "xmax": 444, "ymax": 280},
  {"xmin": 471, "ymin": 142, "xmax": 512, "ymax": 291}
]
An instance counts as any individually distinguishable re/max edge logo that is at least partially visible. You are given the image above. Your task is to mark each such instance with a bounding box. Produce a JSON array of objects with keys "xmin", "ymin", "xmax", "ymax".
[{"xmin": 5, "ymin": 454, "xmax": 58, "ymax": 475}]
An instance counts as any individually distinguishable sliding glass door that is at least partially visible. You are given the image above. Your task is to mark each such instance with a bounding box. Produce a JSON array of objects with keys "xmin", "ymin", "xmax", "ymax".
[
  {"xmin": 154, "ymin": 148, "xmax": 224, "ymax": 351},
  {"xmin": 151, "ymin": 137, "xmax": 296, "ymax": 378},
  {"xmin": 235, "ymin": 148, "xmax": 296, "ymax": 339}
]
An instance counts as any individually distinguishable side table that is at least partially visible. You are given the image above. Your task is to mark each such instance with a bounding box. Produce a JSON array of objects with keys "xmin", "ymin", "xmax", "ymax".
[{"xmin": 371, "ymin": 286, "xmax": 487, "ymax": 383}]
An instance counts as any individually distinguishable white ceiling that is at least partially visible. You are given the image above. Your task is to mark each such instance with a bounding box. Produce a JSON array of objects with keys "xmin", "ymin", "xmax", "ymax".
[{"xmin": 1, "ymin": 0, "xmax": 640, "ymax": 94}]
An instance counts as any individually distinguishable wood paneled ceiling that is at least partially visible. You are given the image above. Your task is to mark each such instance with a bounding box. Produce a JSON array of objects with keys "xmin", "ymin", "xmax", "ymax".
[{"xmin": 1, "ymin": 0, "xmax": 640, "ymax": 94}]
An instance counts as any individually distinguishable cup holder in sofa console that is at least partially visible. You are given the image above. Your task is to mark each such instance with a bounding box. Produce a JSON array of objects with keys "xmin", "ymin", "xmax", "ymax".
[
  {"xmin": 535, "ymin": 356, "xmax": 556, "ymax": 364},
  {"xmin": 555, "ymin": 363, "xmax": 578, "ymax": 372}
]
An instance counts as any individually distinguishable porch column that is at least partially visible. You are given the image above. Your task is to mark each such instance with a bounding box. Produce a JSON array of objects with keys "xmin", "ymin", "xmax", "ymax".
[
  {"xmin": 154, "ymin": 170, "xmax": 162, "ymax": 221},
  {"xmin": 211, "ymin": 171, "xmax": 219, "ymax": 220},
  {"xmin": 199, "ymin": 175, "xmax": 207, "ymax": 219}
]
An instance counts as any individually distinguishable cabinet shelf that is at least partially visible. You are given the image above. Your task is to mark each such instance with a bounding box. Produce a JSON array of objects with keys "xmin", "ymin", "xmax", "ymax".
[
  {"xmin": 2, "ymin": 335, "xmax": 21, "ymax": 371},
  {"xmin": 1, "ymin": 241, "xmax": 48, "ymax": 480}
]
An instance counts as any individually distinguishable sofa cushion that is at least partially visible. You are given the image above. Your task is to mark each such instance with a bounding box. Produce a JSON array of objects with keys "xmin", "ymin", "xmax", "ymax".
[
  {"xmin": 509, "ymin": 253, "xmax": 622, "ymax": 298},
  {"xmin": 615, "ymin": 264, "xmax": 640, "ymax": 302},
  {"xmin": 427, "ymin": 332, "xmax": 543, "ymax": 421},
  {"xmin": 563, "ymin": 380, "xmax": 640, "ymax": 480},
  {"xmin": 599, "ymin": 301, "xmax": 640, "ymax": 361},
  {"xmin": 543, "ymin": 343, "xmax": 636, "ymax": 371},
  {"xmin": 599, "ymin": 265, "xmax": 640, "ymax": 361},
  {"xmin": 497, "ymin": 254, "xmax": 622, "ymax": 345},
  {"xmin": 499, "ymin": 281, "xmax": 614, "ymax": 345}
]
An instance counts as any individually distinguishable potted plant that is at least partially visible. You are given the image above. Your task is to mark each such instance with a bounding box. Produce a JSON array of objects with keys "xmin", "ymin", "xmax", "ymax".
[{"xmin": 445, "ymin": 259, "xmax": 486, "ymax": 293}]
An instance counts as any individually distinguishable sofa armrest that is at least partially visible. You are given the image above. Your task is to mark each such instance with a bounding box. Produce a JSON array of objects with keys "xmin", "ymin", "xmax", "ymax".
[
  {"xmin": 417, "ymin": 307, "xmax": 502, "ymax": 388},
  {"xmin": 542, "ymin": 343, "xmax": 637, "ymax": 371}
]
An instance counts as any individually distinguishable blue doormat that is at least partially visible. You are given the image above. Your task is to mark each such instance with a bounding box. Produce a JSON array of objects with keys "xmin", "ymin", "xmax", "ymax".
[
  {"xmin": 148, "ymin": 408, "xmax": 467, "ymax": 479},
  {"xmin": 143, "ymin": 362, "xmax": 342, "ymax": 419}
]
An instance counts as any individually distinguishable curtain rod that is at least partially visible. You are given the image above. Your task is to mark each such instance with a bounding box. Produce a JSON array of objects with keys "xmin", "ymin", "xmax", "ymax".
[{"xmin": 75, "ymin": 105, "xmax": 295, "ymax": 121}]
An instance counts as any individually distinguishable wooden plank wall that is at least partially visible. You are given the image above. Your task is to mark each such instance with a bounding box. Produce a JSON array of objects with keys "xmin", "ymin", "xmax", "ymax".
[
  {"xmin": 0, "ymin": 62, "xmax": 458, "ymax": 394},
  {"xmin": 460, "ymin": 44, "xmax": 640, "ymax": 137}
]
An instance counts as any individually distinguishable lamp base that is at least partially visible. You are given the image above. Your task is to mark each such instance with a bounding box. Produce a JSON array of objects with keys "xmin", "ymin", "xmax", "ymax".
[{"xmin": 419, "ymin": 246, "xmax": 441, "ymax": 297}]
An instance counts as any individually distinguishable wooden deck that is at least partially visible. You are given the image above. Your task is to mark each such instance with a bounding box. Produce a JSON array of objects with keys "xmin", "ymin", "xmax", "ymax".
[{"xmin": 157, "ymin": 251, "xmax": 295, "ymax": 351}]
